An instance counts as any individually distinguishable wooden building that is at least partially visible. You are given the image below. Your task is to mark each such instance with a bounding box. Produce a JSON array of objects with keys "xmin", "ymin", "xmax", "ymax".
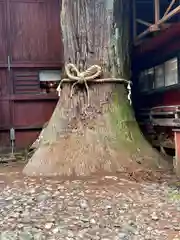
[
  {"xmin": 1, "ymin": 0, "xmax": 180, "ymax": 154},
  {"xmin": 0, "ymin": 0, "xmax": 63, "ymax": 151},
  {"xmin": 132, "ymin": 0, "xmax": 180, "ymax": 161}
]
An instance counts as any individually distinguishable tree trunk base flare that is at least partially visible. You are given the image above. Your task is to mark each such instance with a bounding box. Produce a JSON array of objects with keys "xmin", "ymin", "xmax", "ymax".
[
  {"xmin": 23, "ymin": 84, "xmax": 169, "ymax": 177},
  {"xmin": 23, "ymin": 0, "xmax": 170, "ymax": 177}
]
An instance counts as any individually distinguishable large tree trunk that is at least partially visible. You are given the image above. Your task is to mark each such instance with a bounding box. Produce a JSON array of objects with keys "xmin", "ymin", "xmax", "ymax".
[{"xmin": 23, "ymin": 0, "xmax": 168, "ymax": 177}]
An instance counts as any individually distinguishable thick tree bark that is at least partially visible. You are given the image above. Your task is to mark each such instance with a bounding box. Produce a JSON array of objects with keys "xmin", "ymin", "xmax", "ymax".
[{"xmin": 23, "ymin": 0, "xmax": 168, "ymax": 177}]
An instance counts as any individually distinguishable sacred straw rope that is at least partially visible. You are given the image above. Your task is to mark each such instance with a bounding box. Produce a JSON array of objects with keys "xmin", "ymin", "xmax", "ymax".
[{"xmin": 57, "ymin": 63, "xmax": 132, "ymax": 106}]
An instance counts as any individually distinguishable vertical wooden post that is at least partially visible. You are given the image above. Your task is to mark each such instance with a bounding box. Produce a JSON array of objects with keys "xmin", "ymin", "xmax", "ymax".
[
  {"xmin": 173, "ymin": 129, "xmax": 180, "ymax": 176},
  {"xmin": 164, "ymin": 0, "xmax": 176, "ymax": 16},
  {"xmin": 133, "ymin": 0, "xmax": 137, "ymax": 42},
  {"xmin": 154, "ymin": 0, "xmax": 160, "ymax": 24}
]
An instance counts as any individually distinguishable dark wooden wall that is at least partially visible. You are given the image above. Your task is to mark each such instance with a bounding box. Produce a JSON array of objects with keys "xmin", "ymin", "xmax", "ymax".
[
  {"xmin": 132, "ymin": 23, "xmax": 180, "ymax": 113},
  {"xmin": 0, "ymin": 0, "xmax": 63, "ymax": 150}
]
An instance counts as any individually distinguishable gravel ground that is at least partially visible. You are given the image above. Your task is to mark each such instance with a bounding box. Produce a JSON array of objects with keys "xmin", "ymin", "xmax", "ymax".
[{"xmin": 0, "ymin": 165, "xmax": 180, "ymax": 240}]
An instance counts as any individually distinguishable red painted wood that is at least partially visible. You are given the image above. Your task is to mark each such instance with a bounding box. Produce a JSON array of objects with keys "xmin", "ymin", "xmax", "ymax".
[
  {"xmin": 13, "ymin": 70, "xmax": 39, "ymax": 94},
  {"xmin": 9, "ymin": 62, "xmax": 63, "ymax": 68},
  {"xmin": 0, "ymin": 100, "xmax": 10, "ymax": 128},
  {"xmin": 0, "ymin": 130, "xmax": 40, "ymax": 150},
  {"xmin": 15, "ymin": 131, "xmax": 41, "ymax": 149},
  {"xmin": 0, "ymin": 132, "xmax": 10, "ymax": 150},
  {"xmin": 0, "ymin": 0, "xmax": 62, "ymax": 150},
  {"xmin": 0, "ymin": 0, "xmax": 7, "ymax": 65},
  {"xmin": 9, "ymin": 0, "xmax": 63, "ymax": 64},
  {"xmin": 12, "ymin": 100, "xmax": 57, "ymax": 127},
  {"xmin": 0, "ymin": 70, "xmax": 9, "ymax": 96},
  {"xmin": 162, "ymin": 89, "xmax": 180, "ymax": 106},
  {"xmin": 0, "ymin": 0, "xmax": 10, "ymax": 136},
  {"xmin": 9, "ymin": 93, "xmax": 58, "ymax": 101},
  {"xmin": 134, "ymin": 23, "xmax": 180, "ymax": 55}
]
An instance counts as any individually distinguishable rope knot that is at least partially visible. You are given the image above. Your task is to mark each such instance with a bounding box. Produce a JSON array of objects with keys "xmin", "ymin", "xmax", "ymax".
[
  {"xmin": 57, "ymin": 63, "xmax": 102, "ymax": 106},
  {"xmin": 56, "ymin": 63, "xmax": 132, "ymax": 107},
  {"xmin": 78, "ymin": 73, "xmax": 86, "ymax": 84}
]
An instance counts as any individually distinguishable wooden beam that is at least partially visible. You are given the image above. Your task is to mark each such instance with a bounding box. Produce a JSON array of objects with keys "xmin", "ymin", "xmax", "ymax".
[
  {"xmin": 136, "ymin": 5, "xmax": 180, "ymax": 40},
  {"xmin": 154, "ymin": 0, "xmax": 160, "ymax": 23},
  {"xmin": 158, "ymin": 5, "xmax": 180, "ymax": 25},
  {"xmin": 136, "ymin": 18, "xmax": 151, "ymax": 27},
  {"xmin": 164, "ymin": 0, "xmax": 176, "ymax": 17},
  {"xmin": 133, "ymin": 0, "xmax": 137, "ymax": 41}
]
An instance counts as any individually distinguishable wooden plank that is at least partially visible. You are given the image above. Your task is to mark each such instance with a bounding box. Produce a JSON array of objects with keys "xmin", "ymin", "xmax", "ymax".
[
  {"xmin": 0, "ymin": 1, "xmax": 7, "ymax": 64},
  {"xmin": 0, "ymin": 70, "xmax": 9, "ymax": 96},
  {"xmin": 0, "ymin": 0, "xmax": 63, "ymax": 149},
  {"xmin": 12, "ymin": 101, "xmax": 57, "ymax": 127},
  {"xmin": 9, "ymin": 0, "xmax": 63, "ymax": 64},
  {"xmin": 152, "ymin": 118, "xmax": 180, "ymax": 127},
  {"xmin": 10, "ymin": 62, "xmax": 63, "ymax": 68}
]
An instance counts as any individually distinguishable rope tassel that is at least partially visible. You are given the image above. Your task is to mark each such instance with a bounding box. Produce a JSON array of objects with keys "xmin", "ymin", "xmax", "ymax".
[
  {"xmin": 57, "ymin": 63, "xmax": 132, "ymax": 107},
  {"xmin": 127, "ymin": 81, "xmax": 132, "ymax": 105}
]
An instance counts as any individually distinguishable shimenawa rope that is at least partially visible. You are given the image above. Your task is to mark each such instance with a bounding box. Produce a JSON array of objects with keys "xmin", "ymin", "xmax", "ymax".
[{"xmin": 57, "ymin": 63, "xmax": 132, "ymax": 106}]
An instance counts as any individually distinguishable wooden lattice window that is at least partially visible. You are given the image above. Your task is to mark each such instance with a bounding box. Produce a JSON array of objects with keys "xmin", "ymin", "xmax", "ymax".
[
  {"xmin": 154, "ymin": 64, "xmax": 164, "ymax": 89},
  {"xmin": 165, "ymin": 58, "xmax": 178, "ymax": 86}
]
